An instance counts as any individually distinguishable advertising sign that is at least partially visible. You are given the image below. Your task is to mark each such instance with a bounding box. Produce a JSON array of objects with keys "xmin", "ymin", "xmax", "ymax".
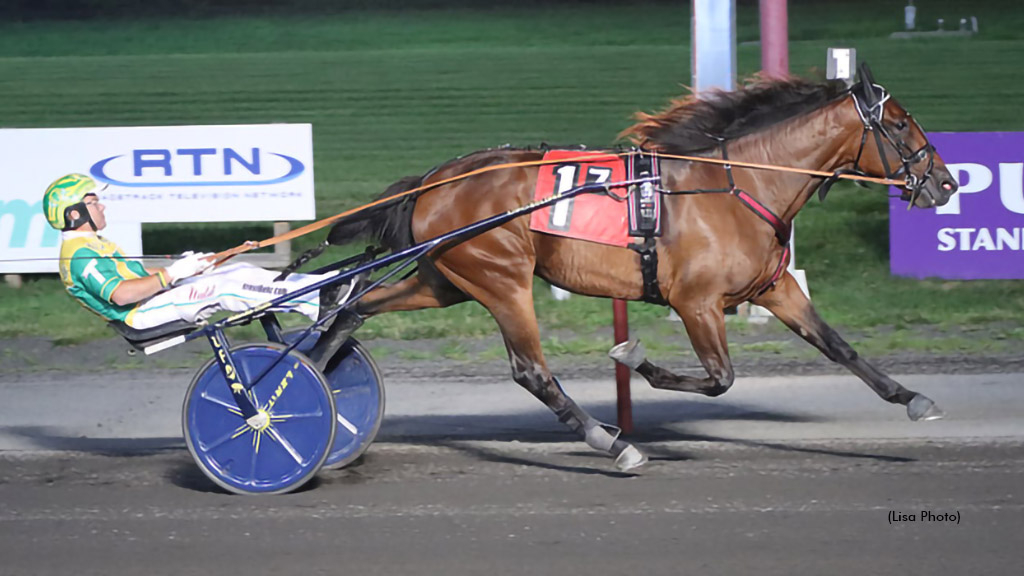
[
  {"xmin": 0, "ymin": 124, "xmax": 314, "ymax": 273},
  {"xmin": 890, "ymin": 132, "xmax": 1024, "ymax": 280}
]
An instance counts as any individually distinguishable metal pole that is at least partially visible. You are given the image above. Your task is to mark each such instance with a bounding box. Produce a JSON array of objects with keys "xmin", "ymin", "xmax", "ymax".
[
  {"xmin": 612, "ymin": 299, "xmax": 633, "ymax": 434},
  {"xmin": 692, "ymin": 0, "xmax": 737, "ymax": 93}
]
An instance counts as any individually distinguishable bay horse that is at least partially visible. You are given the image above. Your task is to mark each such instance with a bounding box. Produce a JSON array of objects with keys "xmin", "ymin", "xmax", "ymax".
[{"xmin": 328, "ymin": 65, "xmax": 959, "ymax": 471}]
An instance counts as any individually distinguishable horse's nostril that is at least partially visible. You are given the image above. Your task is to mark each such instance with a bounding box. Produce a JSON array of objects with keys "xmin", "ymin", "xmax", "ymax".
[{"xmin": 942, "ymin": 179, "xmax": 957, "ymax": 193}]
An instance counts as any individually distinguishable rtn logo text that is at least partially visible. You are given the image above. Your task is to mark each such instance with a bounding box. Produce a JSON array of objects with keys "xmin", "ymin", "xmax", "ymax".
[{"xmin": 90, "ymin": 147, "xmax": 305, "ymax": 187}]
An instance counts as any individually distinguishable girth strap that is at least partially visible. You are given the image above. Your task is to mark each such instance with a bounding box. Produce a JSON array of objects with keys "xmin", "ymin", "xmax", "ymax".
[
  {"xmin": 628, "ymin": 237, "xmax": 667, "ymax": 305},
  {"xmin": 624, "ymin": 149, "xmax": 667, "ymax": 305}
]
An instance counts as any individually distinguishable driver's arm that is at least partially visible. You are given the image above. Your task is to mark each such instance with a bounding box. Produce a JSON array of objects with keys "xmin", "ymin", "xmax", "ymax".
[
  {"xmin": 110, "ymin": 270, "xmax": 169, "ymax": 306},
  {"xmin": 71, "ymin": 251, "xmax": 171, "ymax": 308},
  {"xmin": 111, "ymin": 252, "xmax": 213, "ymax": 305}
]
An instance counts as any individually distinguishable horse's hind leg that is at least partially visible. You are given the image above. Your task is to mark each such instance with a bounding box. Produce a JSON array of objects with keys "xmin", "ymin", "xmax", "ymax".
[
  {"xmin": 752, "ymin": 272, "xmax": 943, "ymax": 421},
  {"xmin": 354, "ymin": 271, "xmax": 468, "ymax": 315},
  {"xmin": 611, "ymin": 295, "xmax": 736, "ymax": 397},
  {"xmin": 434, "ymin": 261, "xmax": 647, "ymax": 471},
  {"xmin": 309, "ymin": 274, "xmax": 465, "ymax": 369}
]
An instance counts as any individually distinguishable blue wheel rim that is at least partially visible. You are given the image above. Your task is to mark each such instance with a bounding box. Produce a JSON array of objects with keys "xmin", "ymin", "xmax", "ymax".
[
  {"xmin": 323, "ymin": 340, "xmax": 384, "ymax": 466},
  {"xmin": 286, "ymin": 332, "xmax": 384, "ymax": 468},
  {"xmin": 184, "ymin": 345, "xmax": 335, "ymax": 494}
]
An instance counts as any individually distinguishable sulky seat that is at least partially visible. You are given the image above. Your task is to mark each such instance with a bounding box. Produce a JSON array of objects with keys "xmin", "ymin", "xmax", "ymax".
[{"xmin": 107, "ymin": 320, "xmax": 199, "ymax": 352}]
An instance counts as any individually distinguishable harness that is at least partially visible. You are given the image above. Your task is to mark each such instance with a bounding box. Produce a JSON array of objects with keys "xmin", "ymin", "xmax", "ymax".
[
  {"xmin": 208, "ymin": 75, "xmax": 930, "ymax": 311},
  {"xmin": 626, "ymin": 143, "xmax": 792, "ymax": 303},
  {"xmin": 621, "ymin": 79, "xmax": 937, "ymax": 304},
  {"xmin": 624, "ymin": 151, "xmax": 667, "ymax": 305}
]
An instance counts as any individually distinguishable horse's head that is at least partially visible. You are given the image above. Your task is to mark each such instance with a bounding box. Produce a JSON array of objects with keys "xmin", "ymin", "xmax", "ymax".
[{"xmin": 849, "ymin": 64, "xmax": 958, "ymax": 208}]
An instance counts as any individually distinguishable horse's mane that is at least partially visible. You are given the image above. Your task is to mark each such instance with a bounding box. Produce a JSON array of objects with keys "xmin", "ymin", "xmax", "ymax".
[{"xmin": 621, "ymin": 75, "xmax": 850, "ymax": 154}]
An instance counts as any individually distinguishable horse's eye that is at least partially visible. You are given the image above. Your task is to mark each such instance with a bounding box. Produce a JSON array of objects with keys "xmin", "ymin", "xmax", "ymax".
[{"xmin": 895, "ymin": 120, "xmax": 908, "ymax": 131}]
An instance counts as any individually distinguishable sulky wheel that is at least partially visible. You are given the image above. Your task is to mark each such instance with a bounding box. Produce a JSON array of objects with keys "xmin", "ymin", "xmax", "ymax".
[
  {"xmin": 283, "ymin": 330, "xmax": 385, "ymax": 469},
  {"xmin": 183, "ymin": 343, "xmax": 336, "ymax": 495},
  {"xmin": 321, "ymin": 339, "xmax": 385, "ymax": 469}
]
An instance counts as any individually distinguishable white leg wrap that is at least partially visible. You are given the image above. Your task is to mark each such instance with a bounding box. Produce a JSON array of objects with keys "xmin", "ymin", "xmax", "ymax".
[
  {"xmin": 608, "ymin": 339, "xmax": 647, "ymax": 370},
  {"xmin": 584, "ymin": 422, "xmax": 621, "ymax": 452}
]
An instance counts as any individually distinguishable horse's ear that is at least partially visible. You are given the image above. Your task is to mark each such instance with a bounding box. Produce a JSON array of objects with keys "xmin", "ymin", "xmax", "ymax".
[{"xmin": 858, "ymin": 62, "xmax": 880, "ymax": 105}]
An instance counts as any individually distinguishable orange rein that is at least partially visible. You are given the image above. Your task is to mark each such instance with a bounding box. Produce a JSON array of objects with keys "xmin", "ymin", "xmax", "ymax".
[{"xmin": 208, "ymin": 150, "xmax": 904, "ymax": 266}]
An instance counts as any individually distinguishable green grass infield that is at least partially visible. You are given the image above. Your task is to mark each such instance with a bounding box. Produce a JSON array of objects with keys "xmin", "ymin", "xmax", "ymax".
[{"xmin": 2, "ymin": 1, "xmax": 1024, "ymax": 352}]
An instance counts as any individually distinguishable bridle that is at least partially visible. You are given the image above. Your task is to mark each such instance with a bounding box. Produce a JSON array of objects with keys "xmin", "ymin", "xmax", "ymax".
[{"xmin": 849, "ymin": 83, "xmax": 936, "ymax": 206}]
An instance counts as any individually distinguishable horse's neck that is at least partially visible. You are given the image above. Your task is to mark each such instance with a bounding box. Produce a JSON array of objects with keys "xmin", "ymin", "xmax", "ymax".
[{"xmin": 726, "ymin": 97, "xmax": 861, "ymax": 222}]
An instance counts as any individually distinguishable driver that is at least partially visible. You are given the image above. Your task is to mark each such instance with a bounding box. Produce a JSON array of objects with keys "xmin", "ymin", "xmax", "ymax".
[{"xmin": 43, "ymin": 173, "xmax": 350, "ymax": 330}]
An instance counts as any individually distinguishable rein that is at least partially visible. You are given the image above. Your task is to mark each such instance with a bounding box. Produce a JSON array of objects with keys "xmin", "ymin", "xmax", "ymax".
[
  {"xmin": 655, "ymin": 151, "xmax": 902, "ymax": 187},
  {"xmin": 209, "ymin": 151, "xmax": 640, "ymax": 265},
  {"xmin": 209, "ymin": 143, "xmax": 907, "ymax": 267}
]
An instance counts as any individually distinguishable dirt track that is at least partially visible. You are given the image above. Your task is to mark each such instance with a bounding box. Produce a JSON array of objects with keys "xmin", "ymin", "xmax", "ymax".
[
  {"xmin": 2, "ymin": 342, "xmax": 1023, "ymax": 575},
  {"xmin": 1, "ymin": 437, "xmax": 1021, "ymax": 576},
  {"xmin": 5, "ymin": 325, "xmax": 1024, "ymax": 382}
]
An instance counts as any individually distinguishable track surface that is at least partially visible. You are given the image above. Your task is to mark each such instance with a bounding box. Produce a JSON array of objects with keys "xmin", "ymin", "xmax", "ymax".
[{"xmin": 0, "ymin": 370, "xmax": 1021, "ymax": 575}]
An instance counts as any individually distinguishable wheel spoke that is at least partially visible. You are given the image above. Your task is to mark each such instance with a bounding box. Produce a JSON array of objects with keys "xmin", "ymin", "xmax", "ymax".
[
  {"xmin": 200, "ymin": 391, "xmax": 244, "ymax": 415},
  {"xmin": 248, "ymin": 432, "xmax": 260, "ymax": 484},
  {"xmin": 336, "ymin": 413, "xmax": 359, "ymax": 435},
  {"xmin": 266, "ymin": 427, "xmax": 304, "ymax": 465},
  {"xmin": 269, "ymin": 409, "xmax": 325, "ymax": 420},
  {"xmin": 253, "ymin": 429, "xmax": 263, "ymax": 454},
  {"xmin": 202, "ymin": 423, "xmax": 250, "ymax": 452},
  {"xmin": 333, "ymin": 384, "xmax": 371, "ymax": 394}
]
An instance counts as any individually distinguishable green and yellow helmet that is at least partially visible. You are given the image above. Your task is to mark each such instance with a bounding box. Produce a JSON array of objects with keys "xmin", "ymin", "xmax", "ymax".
[{"xmin": 42, "ymin": 173, "xmax": 103, "ymax": 230}]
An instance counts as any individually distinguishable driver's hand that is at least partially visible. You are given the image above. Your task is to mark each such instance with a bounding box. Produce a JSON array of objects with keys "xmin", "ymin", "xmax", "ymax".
[{"xmin": 167, "ymin": 252, "xmax": 215, "ymax": 284}]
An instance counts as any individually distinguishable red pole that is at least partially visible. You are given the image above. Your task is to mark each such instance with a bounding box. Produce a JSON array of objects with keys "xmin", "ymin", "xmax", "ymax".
[
  {"xmin": 759, "ymin": 0, "xmax": 789, "ymax": 77},
  {"xmin": 759, "ymin": 0, "xmax": 797, "ymax": 266},
  {"xmin": 612, "ymin": 299, "xmax": 633, "ymax": 434}
]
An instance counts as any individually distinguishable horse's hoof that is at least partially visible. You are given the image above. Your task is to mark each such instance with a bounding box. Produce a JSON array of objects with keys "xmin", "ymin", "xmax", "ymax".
[
  {"xmin": 609, "ymin": 339, "xmax": 646, "ymax": 370},
  {"xmin": 614, "ymin": 445, "xmax": 647, "ymax": 472},
  {"xmin": 907, "ymin": 394, "xmax": 945, "ymax": 421}
]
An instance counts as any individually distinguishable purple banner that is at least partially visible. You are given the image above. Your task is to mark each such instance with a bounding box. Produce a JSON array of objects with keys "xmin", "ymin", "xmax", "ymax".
[{"xmin": 890, "ymin": 132, "xmax": 1024, "ymax": 279}]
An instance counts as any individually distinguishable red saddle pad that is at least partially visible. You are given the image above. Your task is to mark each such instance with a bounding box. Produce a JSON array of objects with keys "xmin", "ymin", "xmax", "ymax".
[{"xmin": 528, "ymin": 150, "xmax": 630, "ymax": 247}]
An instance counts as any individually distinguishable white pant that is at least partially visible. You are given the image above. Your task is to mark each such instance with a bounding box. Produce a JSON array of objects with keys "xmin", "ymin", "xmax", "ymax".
[{"xmin": 128, "ymin": 263, "xmax": 335, "ymax": 329}]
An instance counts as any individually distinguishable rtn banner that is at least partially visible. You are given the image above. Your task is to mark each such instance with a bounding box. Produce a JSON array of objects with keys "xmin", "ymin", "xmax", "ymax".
[
  {"xmin": 0, "ymin": 124, "xmax": 315, "ymax": 273},
  {"xmin": 890, "ymin": 132, "xmax": 1024, "ymax": 280}
]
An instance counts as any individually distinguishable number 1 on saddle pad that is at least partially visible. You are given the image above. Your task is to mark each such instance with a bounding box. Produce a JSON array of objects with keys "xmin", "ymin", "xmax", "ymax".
[{"xmin": 529, "ymin": 150, "xmax": 631, "ymax": 247}]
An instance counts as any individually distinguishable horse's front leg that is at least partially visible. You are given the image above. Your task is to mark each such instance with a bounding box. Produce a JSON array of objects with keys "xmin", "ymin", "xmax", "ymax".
[
  {"xmin": 751, "ymin": 272, "xmax": 943, "ymax": 421},
  {"xmin": 610, "ymin": 297, "xmax": 735, "ymax": 397}
]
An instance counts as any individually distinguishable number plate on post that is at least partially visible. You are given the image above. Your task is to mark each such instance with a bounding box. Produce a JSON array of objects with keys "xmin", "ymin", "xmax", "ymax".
[{"xmin": 827, "ymin": 47, "xmax": 857, "ymax": 86}]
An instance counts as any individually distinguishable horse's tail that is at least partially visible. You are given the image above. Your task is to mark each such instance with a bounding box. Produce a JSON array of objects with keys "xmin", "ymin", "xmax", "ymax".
[{"xmin": 327, "ymin": 175, "xmax": 422, "ymax": 252}]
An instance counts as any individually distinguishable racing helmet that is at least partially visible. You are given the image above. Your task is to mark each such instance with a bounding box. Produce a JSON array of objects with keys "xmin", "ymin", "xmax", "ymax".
[{"xmin": 42, "ymin": 173, "xmax": 104, "ymax": 230}]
